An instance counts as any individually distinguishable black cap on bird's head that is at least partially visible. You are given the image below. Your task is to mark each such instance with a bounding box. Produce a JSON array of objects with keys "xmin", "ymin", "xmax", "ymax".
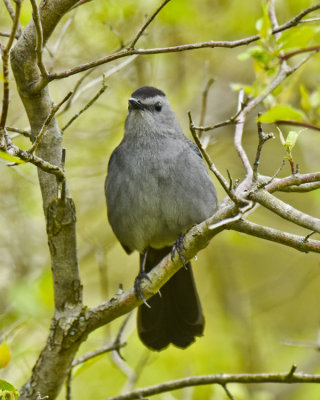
[
  {"xmin": 128, "ymin": 86, "xmax": 166, "ymax": 112},
  {"xmin": 131, "ymin": 86, "xmax": 166, "ymax": 100}
]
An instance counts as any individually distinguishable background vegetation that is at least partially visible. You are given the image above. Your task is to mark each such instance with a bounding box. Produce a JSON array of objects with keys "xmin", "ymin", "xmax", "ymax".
[{"xmin": 0, "ymin": 0, "xmax": 320, "ymax": 399}]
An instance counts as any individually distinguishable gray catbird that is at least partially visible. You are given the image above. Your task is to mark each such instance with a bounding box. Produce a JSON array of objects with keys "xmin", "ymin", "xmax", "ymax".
[{"xmin": 105, "ymin": 86, "xmax": 218, "ymax": 351}]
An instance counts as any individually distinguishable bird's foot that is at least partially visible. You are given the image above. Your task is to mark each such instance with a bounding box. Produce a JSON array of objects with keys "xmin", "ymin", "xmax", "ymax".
[
  {"xmin": 134, "ymin": 271, "xmax": 152, "ymax": 308},
  {"xmin": 171, "ymin": 233, "xmax": 187, "ymax": 269}
]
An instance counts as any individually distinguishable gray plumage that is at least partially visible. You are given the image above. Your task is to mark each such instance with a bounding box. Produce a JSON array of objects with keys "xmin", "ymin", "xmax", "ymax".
[{"xmin": 105, "ymin": 86, "xmax": 218, "ymax": 350}]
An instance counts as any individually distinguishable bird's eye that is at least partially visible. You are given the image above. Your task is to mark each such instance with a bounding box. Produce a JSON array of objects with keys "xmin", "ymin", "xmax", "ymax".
[{"xmin": 155, "ymin": 102, "xmax": 162, "ymax": 112}]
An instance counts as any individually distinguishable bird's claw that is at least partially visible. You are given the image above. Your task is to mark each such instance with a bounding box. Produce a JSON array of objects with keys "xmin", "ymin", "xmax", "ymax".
[
  {"xmin": 134, "ymin": 272, "xmax": 152, "ymax": 308},
  {"xmin": 171, "ymin": 234, "xmax": 187, "ymax": 269}
]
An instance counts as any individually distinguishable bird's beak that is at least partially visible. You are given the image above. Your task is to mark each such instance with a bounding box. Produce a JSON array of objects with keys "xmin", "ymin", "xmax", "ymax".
[{"xmin": 128, "ymin": 97, "xmax": 145, "ymax": 110}]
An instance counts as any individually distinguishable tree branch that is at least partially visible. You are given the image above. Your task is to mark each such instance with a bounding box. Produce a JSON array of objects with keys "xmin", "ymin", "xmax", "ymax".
[
  {"xmin": 6, "ymin": 126, "xmax": 32, "ymax": 139},
  {"xmin": 129, "ymin": 0, "xmax": 172, "ymax": 49},
  {"xmin": 280, "ymin": 45, "xmax": 320, "ymax": 60},
  {"xmin": 43, "ymin": 3, "xmax": 320, "ymax": 81},
  {"xmin": 275, "ymin": 119, "xmax": 320, "ymax": 132},
  {"xmin": 275, "ymin": 182, "xmax": 320, "ymax": 193},
  {"xmin": 263, "ymin": 172, "xmax": 320, "ymax": 192},
  {"xmin": 1, "ymin": 137, "xmax": 65, "ymax": 178},
  {"xmin": 28, "ymin": 91, "xmax": 73, "ymax": 153},
  {"xmin": 71, "ymin": 342, "xmax": 127, "ymax": 368},
  {"xmin": 188, "ymin": 112, "xmax": 239, "ymax": 204},
  {"xmin": 30, "ymin": 0, "xmax": 48, "ymax": 78},
  {"xmin": 104, "ymin": 370, "xmax": 320, "ymax": 400},
  {"xmin": 61, "ymin": 83, "xmax": 107, "ymax": 133},
  {"xmin": 199, "ymin": 78, "xmax": 214, "ymax": 128},
  {"xmin": 234, "ymin": 89, "xmax": 253, "ymax": 189},
  {"xmin": 0, "ymin": 0, "xmax": 22, "ymax": 136},
  {"xmin": 251, "ymin": 189, "xmax": 320, "ymax": 233},
  {"xmin": 231, "ymin": 219, "xmax": 320, "ymax": 253},
  {"xmin": 253, "ymin": 115, "xmax": 275, "ymax": 181}
]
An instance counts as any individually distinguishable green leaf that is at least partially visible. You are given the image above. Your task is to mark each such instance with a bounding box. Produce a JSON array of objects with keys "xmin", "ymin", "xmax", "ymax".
[
  {"xmin": 278, "ymin": 26, "xmax": 316, "ymax": 50},
  {"xmin": 0, "ymin": 150, "xmax": 26, "ymax": 164},
  {"xmin": 0, "ymin": 379, "xmax": 15, "ymax": 391},
  {"xmin": 259, "ymin": 105, "xmax": 306, "ymax": 123},
  {"xmin": 284, "ymin": 130, "xmax": 300, "ymax": 154},
  {"xmin": 256, "ymin": 2, "xmax": 272, "ymax": 39},
  {"xmin": 238, "ymin": 46, "xmax": 269, "ymax": 65}
]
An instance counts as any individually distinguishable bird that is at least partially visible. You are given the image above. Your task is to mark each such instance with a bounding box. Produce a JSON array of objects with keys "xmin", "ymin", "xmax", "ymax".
[{"xmin": 105, "ymin": 86, "xmax": 218, "ymax": 351}]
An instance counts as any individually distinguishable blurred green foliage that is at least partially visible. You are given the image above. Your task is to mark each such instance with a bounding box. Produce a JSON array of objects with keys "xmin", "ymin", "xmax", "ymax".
[{"xmin": 1, "ymin": 0, "xmax": 320, "ymax": 399}]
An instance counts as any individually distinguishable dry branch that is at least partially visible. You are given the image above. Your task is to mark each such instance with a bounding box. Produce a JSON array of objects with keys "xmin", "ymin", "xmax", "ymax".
[{"xmin": 104, "ymin": 370, "xmax": 320, "ymax": 400}]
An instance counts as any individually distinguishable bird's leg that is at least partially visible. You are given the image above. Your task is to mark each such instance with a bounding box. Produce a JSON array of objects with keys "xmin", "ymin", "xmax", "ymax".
[
  {"xmin": 134, "ymin": 249, "xmax": 151, "ymax": 308},
  {"xmin": 171, "ymin": 233, "xmax": 187, "ymax": 269}
]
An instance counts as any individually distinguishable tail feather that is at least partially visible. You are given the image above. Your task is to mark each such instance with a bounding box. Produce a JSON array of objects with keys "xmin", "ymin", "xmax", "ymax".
[{"xmin": 137, "ymin": 247, "xmax": 204, "ymax": 351}]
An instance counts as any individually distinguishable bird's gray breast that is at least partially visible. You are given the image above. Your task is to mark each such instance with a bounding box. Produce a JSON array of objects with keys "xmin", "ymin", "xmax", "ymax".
[{"xmin": 105, "ymin": 135, "xmax": 217, "ymax": 253}]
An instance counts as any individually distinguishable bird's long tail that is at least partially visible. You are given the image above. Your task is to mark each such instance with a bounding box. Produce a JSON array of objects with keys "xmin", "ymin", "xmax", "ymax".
[{"xmin": 137, "ymin": 247, "xmax": 205, "ymax": 351}]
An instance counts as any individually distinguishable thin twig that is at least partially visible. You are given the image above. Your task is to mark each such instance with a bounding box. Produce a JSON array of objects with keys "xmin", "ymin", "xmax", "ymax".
[
  {"xmin": 70, "ymin": 0, "xmax": 94, "ymax": 9},
  {"xmin": 110, "ymin": 314, "xmax": 136, "ymax": 390},
  {"xmin": 61, "ymin": 83, "xmax": 107, "ymax": 132},
  {"xmin": 221, "ymin": 384, "xmax": 236, "ymax": 400},
  {"xmin": 268, "ymin": 0, "xmax": 281, "ymax": 40},
  {"xmin": 65, "ymin": 370, "xmax": 72, "ymax": 400},
  {"xmin": 231, "ymin": 219, "xmax": 320, "ymax": 254},
  {"xmin": 28, "ymin": 91, "xmax": 73, "ymax": 153},
  {"xmin": 7, "ymin": 126, "xmax": 32, "ymax": 138},
  {"xmin": 230, "ymin": 49, "xmax": 316, "ymax": 196},
  {"xmin": 188, "ymin": 112, "xmax": 239, "ymax": 203},
  {"xmin": 47, "ymin": 39, "xmax": 259, "ymax": 81},
  {"xmin": 272, "ymin": 4, "xmax": 320, "ymax": 33},
  {"xmin": 44, "ymin": 4, "xmax": 320, "ymax": 82},
  {"xmin": 58, "ymin": 70, "xmax": 94, "ymax": 115},
  {"xmin": 103, "ymin": 370, "xmax": 320, "ymax": 400},
  {"xmin": 194, "ymin": 106, "xmax": 243, "ymax": 132},
  {"xmin": 121, "ymin": 353, "xmax": 150, "ymax": 395},
  {"xmin": 251, "ymin": 189, "xmax": 320, "ymax": 233},
  {"xmin": 287, "ymin": 364, "xmax": 298, "ymax": 378},
  {"xmin": 241, "ymin": 51, "xmax": 315, "ymax": 117},
  {"xmin": 3, "ymin": 0, "xmax": 16, "ymax": 21},
  {"xmin": 51, "ymin": 14, "xmax": 75, "ymax": 55},
  {"xmin": 3, "ymin": 0, "xmax": 22, "ymax": 37},
  {"xmin": 197, "ymin": 52, "xmax": 314, "ymax": 137},
  {"xmin": 0, "ymin": 0, "xmax": 22, "ymax": 137},
  {"xmin": 283, "ymin": 338, "xmax": 320, "ymax": 350},
  {"xmin": 274, "ymin": 120, "xmax": 320, "ymax": 131},
  {"xmin": 260, "ymin": 171, "xmax": 320, "ymax": 193},
  {"xmin": 253, "ymin": 115, "xmax": 275, "ymax": 181},
  {"xmin": 30, "ymin": 0, "xmax": 48, "ymax": 78},
  {"xmin": 112, "ymin": 312, "xmax": 132, "ymax": 360},
  {"xmin": 280, "ymin": 45, "xmax": 320, "ymax": 60},
  {"xmin": 300, "ymin": 17, "xmax": 320, "ymax": 23},
  {"xmin": 72, "ymin": 342, "xmax": 127, "ymax": 368},
  {"xmin": 70, "ymin": 56, "xmax": 137, "ymax": 105},
  {"xmin": 0, "ymin": 30, "xmax": 20, "ymax": 39},
  {"xmin": 1, "ymin": 136, "xmax": 65, "ymax": 178},
  {"xmin": 276, "ymin": 181, "xmax": 320, "ymax": 193},
  {"xmin": 209, "ymin": 201, "xmax": 254, "ymax": 231},
  {"xmin": 129, "ymin": 0, "xmax": 172, "ymax": 49},
  {"xmin": 234, "ymin": 89, "xmax": 253, "ymax": 188},
  {"xmin": 199, "ymin": 78, "xmax": 214, "ymax": 129}
]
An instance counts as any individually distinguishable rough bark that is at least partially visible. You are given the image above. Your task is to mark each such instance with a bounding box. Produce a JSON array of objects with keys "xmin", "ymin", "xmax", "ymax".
[{"xmin": 10, "ymin": 1, "xmax": 83, "ymax": 398}]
